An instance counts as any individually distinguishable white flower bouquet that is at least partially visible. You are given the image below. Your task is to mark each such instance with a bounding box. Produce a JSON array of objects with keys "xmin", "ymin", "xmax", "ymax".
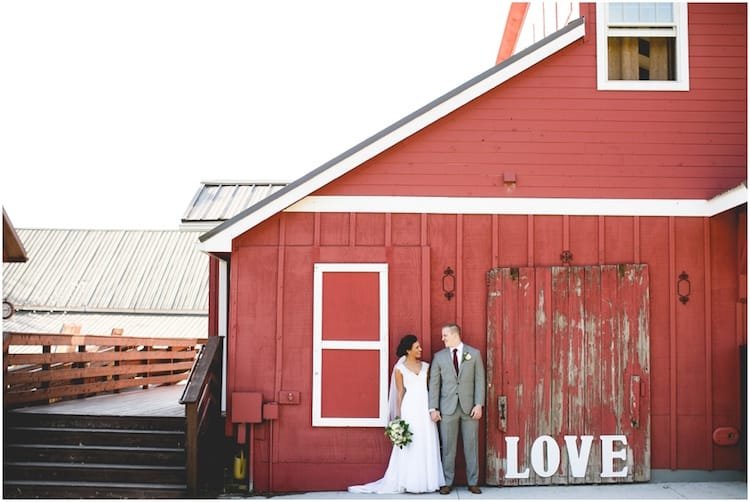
[{"xmin": 384, "ymin": 417, "xmax": 413, "ymax": 449}]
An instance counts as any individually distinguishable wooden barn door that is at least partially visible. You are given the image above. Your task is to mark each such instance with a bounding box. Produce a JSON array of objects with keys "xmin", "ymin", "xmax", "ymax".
[{"xmin": 486, "ymin": 265, "xmax": 650, "ymax": 486}]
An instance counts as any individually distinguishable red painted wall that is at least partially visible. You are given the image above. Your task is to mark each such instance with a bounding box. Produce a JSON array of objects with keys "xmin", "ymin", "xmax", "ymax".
[
  {"xmin": 316, "ymin": 3, "xmax": 746, "ymax": 201},
  {"xmin": 227, "ymin": 208, "xmax": 745, "ymax": 492},
  {"xmin": 221, "ymin": 3, "xmax": 747, "ymax": 492}
]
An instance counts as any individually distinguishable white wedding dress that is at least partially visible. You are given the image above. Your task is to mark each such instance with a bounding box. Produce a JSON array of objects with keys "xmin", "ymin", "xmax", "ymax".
[{"xmin": 348, "ymin": 360, "xmax": 445, "ymax": 494}]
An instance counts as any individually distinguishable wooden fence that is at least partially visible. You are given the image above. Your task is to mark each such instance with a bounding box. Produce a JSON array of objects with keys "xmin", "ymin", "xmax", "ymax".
[{"xmin": 3, "ymin": 331, "xmax": 206, "ymax": 408}]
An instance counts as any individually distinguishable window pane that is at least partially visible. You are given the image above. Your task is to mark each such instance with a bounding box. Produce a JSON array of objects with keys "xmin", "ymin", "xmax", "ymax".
[
  {"xmin": 608, "ymin": 37, "xmax": 675, "ymax": 81},
  {"xmin": 639, "ymin": 3, "xmax": 656, "ymax": 22},
  {"xmin": 623, "ymin": 3, "xmax": 640, "ymax": 22},
  {"xmin": 656, "ymin": 3, "xmax": 674, "ymax": 22},
  {"xmin": 610, "ymin": 2, "xmax": 673, "ymax": 24},
  {"xmin": 609, "ymin": 3, "xmax": 624, "ymax": 22}
]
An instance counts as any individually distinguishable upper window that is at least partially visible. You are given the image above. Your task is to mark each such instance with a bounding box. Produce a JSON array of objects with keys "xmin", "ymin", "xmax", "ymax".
[{"xmin": 596, "ymin": 2, "xmax": 689, "ymax": 91}]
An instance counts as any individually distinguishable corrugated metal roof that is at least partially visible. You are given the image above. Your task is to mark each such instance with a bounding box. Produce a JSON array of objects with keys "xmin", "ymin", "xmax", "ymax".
[
  {"xmin": 180, "ymin": 181, "xmax": 288, "ymax": 229},
  {"xmin": 3, "ymin": 229, "xmax": 208, "ymax": 314},
  {"xmin": 3, "ymin": 311, "xmax": 206, "ymax": 341}
]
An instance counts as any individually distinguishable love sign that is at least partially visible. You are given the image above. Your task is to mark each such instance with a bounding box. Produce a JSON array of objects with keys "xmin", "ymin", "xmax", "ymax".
[{"xmin": 504, "ymin": 435, "xmax": 628, "ymax": 478}]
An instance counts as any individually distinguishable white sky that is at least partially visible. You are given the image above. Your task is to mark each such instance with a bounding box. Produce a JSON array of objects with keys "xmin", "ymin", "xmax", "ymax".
[{"xmin": 0, "ymin": 1, "xmax": 508, "ymax": 230}]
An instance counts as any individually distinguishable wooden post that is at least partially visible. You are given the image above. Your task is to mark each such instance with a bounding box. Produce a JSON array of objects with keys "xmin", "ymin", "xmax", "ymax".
[
  {"xmin": 77, "ymin": 343, "xmax": 87, "ymax": 398},
  {"xmin": 142, "ymin": 345, "xmax": 150, "ymax": 389},
  {"xmin": 41, "ymin": 344, "xmax": 50, "ymax": 399},
  {"xmin": 185, "ymin": 401, "xmax": 198, "ymax": 496},
  {"xmin": 112, "ymin": 328, "xmax": 123, "ymax": 393}
]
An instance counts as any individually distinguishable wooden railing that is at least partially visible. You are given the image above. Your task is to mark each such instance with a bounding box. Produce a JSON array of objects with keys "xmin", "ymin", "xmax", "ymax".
[
  {"xmin": 3, "ymin": 331, "xmax": 205, "ymax": 408},
  {"xmin": 180, "ymin": 336, "xmax": 223, "ymax": 496}
]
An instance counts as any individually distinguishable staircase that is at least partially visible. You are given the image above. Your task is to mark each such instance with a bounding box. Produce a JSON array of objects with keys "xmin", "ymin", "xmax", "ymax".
[{"xmin": 3, "ymin": 411, "xmax": 188, "ymax": 499}]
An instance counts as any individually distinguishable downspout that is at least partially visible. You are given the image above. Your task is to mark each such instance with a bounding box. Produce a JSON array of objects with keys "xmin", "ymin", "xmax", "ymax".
[{"xmin": 218, "ymin": 258, "xmax": 229, "ymax": 414}]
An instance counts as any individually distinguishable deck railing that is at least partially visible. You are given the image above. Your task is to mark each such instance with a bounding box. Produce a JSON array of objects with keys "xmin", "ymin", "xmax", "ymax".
[
  {"xmin": 180, "ymin": 335, "xmax": 223, "ymax": 496},
  {"xmin": 2, "ymin": 331, "xmax": 205, "ymax": 408}
]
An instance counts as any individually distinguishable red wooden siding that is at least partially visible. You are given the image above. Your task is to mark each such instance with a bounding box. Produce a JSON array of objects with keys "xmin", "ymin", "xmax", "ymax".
[
  {"xmin": 227, "ymin": 205, "xmax": 745, "ymax": 492},
  {"xmin": 221, "ymin": 2, "xmax": 746, "ymax": 491},
  {"xmin": 314, "ymin": 3, "xmax": 746, "ymax": 201}
]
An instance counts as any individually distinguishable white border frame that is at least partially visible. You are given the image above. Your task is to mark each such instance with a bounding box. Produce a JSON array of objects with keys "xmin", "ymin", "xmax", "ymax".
[
  {"xmin": 286, "ymin": 184, "xmax": 748, "ymax": 218},
  {"xmin": 596, "ymin": 1, "xmax": 690, "ymax": 91},
  {"xmin": 312, "ymin": 263, "xmax": 389, "ymax": 427}
]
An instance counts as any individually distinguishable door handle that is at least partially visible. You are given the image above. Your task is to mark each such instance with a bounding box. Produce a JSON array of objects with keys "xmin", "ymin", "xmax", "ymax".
[
  {"xmin": 630, "ymin": 376, "xmax": 641, "ymax": 429},
  {"xmin": 498, "ymin": 395, "xmax": 507, "ymax": 432}
]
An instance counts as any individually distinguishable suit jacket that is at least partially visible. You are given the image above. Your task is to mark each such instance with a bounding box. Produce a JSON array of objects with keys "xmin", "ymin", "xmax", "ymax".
[{"xmin": 428, "ymin": 344, "xmax": 486, "ymax": 415}]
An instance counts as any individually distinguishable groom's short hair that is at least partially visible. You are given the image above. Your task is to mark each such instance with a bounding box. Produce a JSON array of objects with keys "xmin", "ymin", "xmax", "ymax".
[{"xmin": 443, "ymin": 323, "xmax": 461, "ymax": 337}]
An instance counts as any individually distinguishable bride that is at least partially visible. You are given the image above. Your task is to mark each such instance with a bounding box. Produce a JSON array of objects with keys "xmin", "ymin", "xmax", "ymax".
[{"xmin": 348, "ymin": 334, "xmax": 445, "ymax": 494}]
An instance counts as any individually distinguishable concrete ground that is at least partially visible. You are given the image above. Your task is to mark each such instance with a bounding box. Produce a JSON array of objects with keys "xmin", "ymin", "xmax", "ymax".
[{"xmin": 224, "ymin": 481, "xmax": 746, "ymax": 500}]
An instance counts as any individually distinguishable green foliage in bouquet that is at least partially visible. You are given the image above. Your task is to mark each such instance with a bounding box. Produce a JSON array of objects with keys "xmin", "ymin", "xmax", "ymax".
[{"xmin": 384, "ymin": 417, "xmax": 413, "ymax": 449}]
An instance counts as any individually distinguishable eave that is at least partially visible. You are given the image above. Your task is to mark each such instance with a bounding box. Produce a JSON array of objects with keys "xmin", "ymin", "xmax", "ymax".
[
  {"xmin": 198, "ymin": 17, "xmax": 587, "ymax": 254},
  {"xmin": 3, "ymin": 208, "xmax": 28, "ymax": 263}
]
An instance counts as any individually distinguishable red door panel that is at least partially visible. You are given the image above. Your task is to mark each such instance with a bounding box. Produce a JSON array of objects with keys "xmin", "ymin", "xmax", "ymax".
[{"xmin": 486, "ymin": 265, "xmax": 650, "ymax": 485}]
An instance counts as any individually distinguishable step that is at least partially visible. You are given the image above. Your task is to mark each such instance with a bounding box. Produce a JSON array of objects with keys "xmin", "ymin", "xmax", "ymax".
[
  {"xmin": 4, "ymin": 412, "xmax": 185, "ymax": 432},
  {"xmin": 6, "ymin": 426, "xmax": 184, "ymax": 448},
  {"xmin": 4, "ymin": 461, "xmax": 185, "ymax": 484},
  {"xmin": 3, "ymin": 479, "xmax": 187, "ymax": 499},
  {"xmin": 4, "ymin": 443, "xmax": 184, "ymax": 466}
]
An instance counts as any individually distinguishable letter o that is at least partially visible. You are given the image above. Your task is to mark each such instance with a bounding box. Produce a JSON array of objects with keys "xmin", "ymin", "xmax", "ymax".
[{"xmin": 531, "ymin": 435, "xmax": 560, "ymax": 478}]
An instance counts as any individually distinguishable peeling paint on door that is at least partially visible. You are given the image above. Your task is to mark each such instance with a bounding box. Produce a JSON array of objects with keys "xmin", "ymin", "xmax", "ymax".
[{"xmin": 486, "ymin": 265, "xmax": 650, "ymax": 486}]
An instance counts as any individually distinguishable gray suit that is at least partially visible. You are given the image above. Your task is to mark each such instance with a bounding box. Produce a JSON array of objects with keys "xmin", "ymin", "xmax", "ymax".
[{"xmin": 428, "ymin": 344, "xmax": 485, "ymax": 486}]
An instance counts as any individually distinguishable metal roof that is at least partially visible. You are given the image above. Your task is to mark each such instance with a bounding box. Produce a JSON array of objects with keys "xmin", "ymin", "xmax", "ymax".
[
  {"xmin": 3, "ymin": 229, "xmax": 208, "ymax": 314},
  {"xmin": 180, "ymin": 181, "xmax": 288, "ymax": 230}
]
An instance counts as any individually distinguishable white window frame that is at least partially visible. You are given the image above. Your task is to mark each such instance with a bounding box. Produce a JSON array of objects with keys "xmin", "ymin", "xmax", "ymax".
[
  {"xmin": 596, "ymin": 2, "xmax": 690, "ymax": 91},
  {"xmin": 312, "ymin": 263, "xmax": 389, "ymax": 427}
]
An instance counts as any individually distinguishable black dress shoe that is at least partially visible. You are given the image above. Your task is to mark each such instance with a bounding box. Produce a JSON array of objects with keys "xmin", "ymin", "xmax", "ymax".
[
  {"xmin": 468, "ymin": 485, "xmax": 482, "ymax": 494},
  {"xmin": 439, "ymin": 485, "xmax": 453, "ymax": 495}
]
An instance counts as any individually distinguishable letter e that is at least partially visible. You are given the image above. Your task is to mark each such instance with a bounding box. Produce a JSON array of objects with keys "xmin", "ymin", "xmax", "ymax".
[{"xmin": 601, "ymin": 435, "xmax": 628, "ymax": 478}]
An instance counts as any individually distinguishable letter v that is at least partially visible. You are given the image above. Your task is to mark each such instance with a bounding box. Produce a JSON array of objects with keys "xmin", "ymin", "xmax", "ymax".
[{"xmin": 564, "ymin": 435, "xmax": 594, "ymax": 478}]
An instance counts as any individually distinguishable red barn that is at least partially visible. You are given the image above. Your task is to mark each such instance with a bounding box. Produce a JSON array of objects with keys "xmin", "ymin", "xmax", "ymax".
[{"xmin": 198, "ymin": 2, "xmax": 746, "ymax": 492}]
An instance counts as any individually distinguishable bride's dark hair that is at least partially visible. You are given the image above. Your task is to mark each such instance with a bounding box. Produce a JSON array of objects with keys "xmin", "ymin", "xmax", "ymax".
[{"xmin": 396, "ymin": 334, "xmax": 418, "ymax": 358}]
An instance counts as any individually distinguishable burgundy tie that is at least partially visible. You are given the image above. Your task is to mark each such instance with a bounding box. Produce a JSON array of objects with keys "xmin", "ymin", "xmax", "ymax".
[{"xmin": 452, "ymin": 348, "xmax": 459, "ymax": 375}]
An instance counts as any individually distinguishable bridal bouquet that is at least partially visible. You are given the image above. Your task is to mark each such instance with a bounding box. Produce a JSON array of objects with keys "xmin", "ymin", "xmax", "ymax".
[{"xmin": 384, "ymin": 417, "xmax": 413, "ymax": 449}]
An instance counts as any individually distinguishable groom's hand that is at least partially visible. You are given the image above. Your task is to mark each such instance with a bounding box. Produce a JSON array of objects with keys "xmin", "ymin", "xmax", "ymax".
[
  {"xmin": 430, "ymin": 410, "xmax": 441, "ymax": 422},
  {"xmin": 470, "ymin": 405, "xmax": 483, "ymax": 420}
]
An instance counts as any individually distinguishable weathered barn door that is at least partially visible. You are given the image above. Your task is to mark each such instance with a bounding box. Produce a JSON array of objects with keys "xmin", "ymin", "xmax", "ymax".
[{"xmin": 486, "ymin": 265, "xmax": 650, "ymax": 486}]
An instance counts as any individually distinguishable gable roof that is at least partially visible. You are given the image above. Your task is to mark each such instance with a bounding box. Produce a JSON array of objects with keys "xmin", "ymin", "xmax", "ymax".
[{"xmin": 199, "ymin": 17, "xmax": 587, "ymax": 253}]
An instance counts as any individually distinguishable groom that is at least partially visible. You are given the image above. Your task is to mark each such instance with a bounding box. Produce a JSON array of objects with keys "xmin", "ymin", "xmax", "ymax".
[{"xmin": 429, "ymin": 323, "xmax": 486, "ymax": 495}]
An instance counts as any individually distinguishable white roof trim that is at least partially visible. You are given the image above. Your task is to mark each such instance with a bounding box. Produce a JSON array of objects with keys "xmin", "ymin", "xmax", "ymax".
[
  {"xmin": 198, "ymin": 19, "xmax": 587, "ymax": 254},
  {"xmin": 285, "ymin": 184, "xmax": 748, "ymax": 218}
]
